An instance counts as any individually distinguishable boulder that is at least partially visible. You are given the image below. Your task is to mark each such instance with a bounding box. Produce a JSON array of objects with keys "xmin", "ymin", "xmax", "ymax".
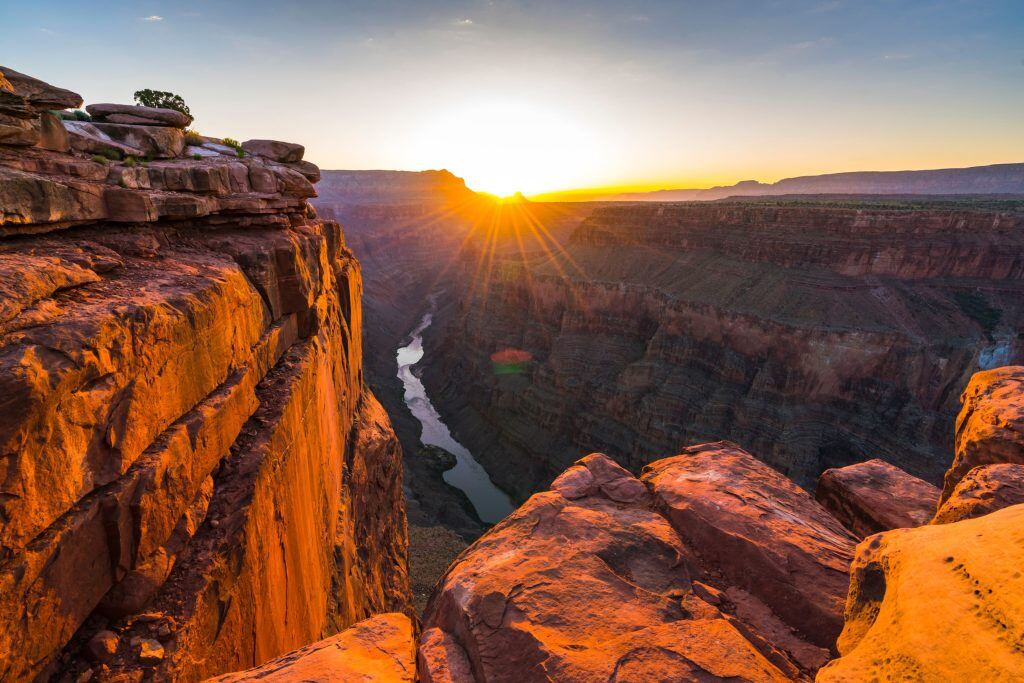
[
  {"xmin": 86, "ymin": 103, "xmax": 192, "ymax": 128},
  {"xmin": 286, "ymin": 159, "xmax": 320, "ymax": 183},
  {"xmin": 0, "ymin": 115, "xmax": 38, "ymax": 146},
  {"xmin": 420, "ymin": 449, "xmax": 851, "ymax": 682},
  {"xmin": 0, "ymin": 166, "xmax": 107, "ymax": 230},
  {"xmin": 818, "ymin": 504, "xmax": 1024, "ymax": 681},
  {"xmin": 0, "ymin": 90, "xmax": 36, "ymax": 119},
  {"xmin": 642, "ymin": 442, "xmax": 857, "ymax": 660},
  {"xmin": 0, "ymin": 66, "xmax": 82, "ymax": 111},
  {"xmin": 63, "ymin": 120, "xmax": 145, "ymax": 158},
  {"xmin": 932, "ymin": 463, "xmax": 1024, "ymax": 524},
  {"xmin": 242, "ymin": 139, "xmax": 304, "ymax": 163},
  {"xmin": 205, "ymin": 613, "xmax": 416, "ymax": 682},
  {"xmin": 37, "ymin": 111, "xmax": 70, "ymax": 152},
  {"xmin": 90, "ymin": 122, "xmax": 185, "ymax": 159},
  {"xmin": 815, "ymin": 458, "xmax": 940, "ymax": 537},
  {"xmin": 941, "ymin": 366, "xmax": 1024, "ymax": 504}
]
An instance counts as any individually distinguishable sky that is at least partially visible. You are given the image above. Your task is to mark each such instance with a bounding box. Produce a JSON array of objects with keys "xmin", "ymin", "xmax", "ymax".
[{"xmin": 3, "ymin": 0, "xmax": 1024, "ymax": 196}]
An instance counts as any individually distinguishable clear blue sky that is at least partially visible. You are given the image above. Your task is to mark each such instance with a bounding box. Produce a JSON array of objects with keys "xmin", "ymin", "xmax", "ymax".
[{"xmin": 4, "ymin": 0, "xmax": 1023, "ymax": 194}]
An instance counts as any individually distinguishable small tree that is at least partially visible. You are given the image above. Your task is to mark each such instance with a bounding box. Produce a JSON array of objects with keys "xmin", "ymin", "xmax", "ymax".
[{"xmin": 133, "ymin": 89, "xmax": 191, "ymax": 117}]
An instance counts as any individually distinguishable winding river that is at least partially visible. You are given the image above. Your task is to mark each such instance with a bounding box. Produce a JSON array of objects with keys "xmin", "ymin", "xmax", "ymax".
[{"xmin": 396, "ymin": 310, "xmax": 515, "ymax": 524}]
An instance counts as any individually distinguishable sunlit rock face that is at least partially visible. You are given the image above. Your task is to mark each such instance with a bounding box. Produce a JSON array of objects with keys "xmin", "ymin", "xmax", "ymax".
[
  {"xmin": 420, "ymin": 444, "xmax": 856, "ymax": 682},
  {"xmin": 815, "ymin": 459, "xmax": 940, "ymax": 538},
  {"xmin": 940, "ymin": 365, "xmax": 1024, "ymax": 504},
  {"xmin": 818, "ymin": 504, "xmax": 1024, "ymax": 681},
  {"xmin": 205, "ymin": 613, "xmax": 417, "ymax": 683},
  {"xmin": 0, "ymin": 68, "xmax": 411, "ymax": 681},
  {"xmin": 423, "ymin": 202, "xmax": 1024, "ymax": 499}
]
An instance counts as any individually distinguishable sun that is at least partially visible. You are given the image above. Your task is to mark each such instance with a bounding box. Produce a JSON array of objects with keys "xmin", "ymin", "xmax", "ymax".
[{"xmin": 408, "ymin": 98, "xmax": 601, "ymax": 197}]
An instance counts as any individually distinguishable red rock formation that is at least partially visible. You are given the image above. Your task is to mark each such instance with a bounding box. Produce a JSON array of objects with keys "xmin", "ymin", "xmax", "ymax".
[
  {"xmin": 205, "ymin": 613, "xmax": 416, "ymax": 682},
  {"xmin": 420, "ymin": 445, "xmax": 856, "ymax": 681},
  {"xmin": 0, "ymin": 68, "xmax": 410, "ymax": 681},
  {"xmin": 815, "ymin": 459, "xmax": 940, "ymax": 537},
  {"xmin": 941, "ymin": 365, "xmax": 1024, "ymax": 504},
  {"xmin": 643, "ymin": 443, "xmax": 856, "ymax": 666},
  {"xmin": 818, "ymin": 504, "xmax": 1024, "ymax": 680},
  {"xmin": 932, "ymin": 463, "xmax": 1024, "ymax": 524}
]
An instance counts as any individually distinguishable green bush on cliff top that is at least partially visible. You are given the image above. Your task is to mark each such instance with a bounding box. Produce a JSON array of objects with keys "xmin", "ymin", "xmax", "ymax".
[{"xmin": 133, "ymin": 89, "xmax": 191, "ymax": 117}]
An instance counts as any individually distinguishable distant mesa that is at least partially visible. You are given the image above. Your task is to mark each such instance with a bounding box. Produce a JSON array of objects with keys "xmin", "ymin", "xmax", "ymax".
[{"xmin": 610, "ymin": 162, "xmax": 1024, "ymax": 201}]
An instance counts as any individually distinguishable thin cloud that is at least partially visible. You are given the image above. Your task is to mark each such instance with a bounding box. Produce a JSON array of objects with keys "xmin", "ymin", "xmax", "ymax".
[
  {"xmin": 39, "ymin": 27, "xmax": 56, "ymax": 34},
  {"xmin": 454, "ymin": 18, "xmax": 474, "ymax": 27},
  {"xmin": 142, "ymin": 15, "xmax": 164, "ymax": 22}
]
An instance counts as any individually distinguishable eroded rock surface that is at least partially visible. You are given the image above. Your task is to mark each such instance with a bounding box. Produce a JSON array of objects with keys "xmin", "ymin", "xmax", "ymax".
[
  {"xmin": 941, "ymin": 366, "xmax": 1024, "ymax": 504},
  {"xmin": 421, "ymin": 445, "xmax": 856, "ymax": 682},
  {"xmin": 0, "ymin": 67, "xmax": 411, "ymax": 682},
  {"xmin": 932, "ymin": 463, "xmax": 1024, "ymax": 524},
  {"xmin": 205, "ymin": 613, "xmax": 416, "ymax": 683},
  {"xmin": 815, "ymin": 459, "xmax": 940, "ymax": 537},
  {"xmin": 819, "ymin": 504, "xmax": 1024, "ymax": 681}
]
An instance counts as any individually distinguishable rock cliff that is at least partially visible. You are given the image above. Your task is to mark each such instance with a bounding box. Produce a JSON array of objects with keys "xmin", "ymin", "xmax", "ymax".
[
  {"xmin": 424, "ymin": 202, "xmax": 1024, "ymax": 499},
  {"xmin": 0, "ymin": 67, "xmax": 410, "ymax": 681}
]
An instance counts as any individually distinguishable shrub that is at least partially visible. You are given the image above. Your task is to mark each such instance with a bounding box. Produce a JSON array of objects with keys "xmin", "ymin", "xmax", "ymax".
[
  {"xmin": 133, "ymin": 89, "xmax": 191, "ymax": 117},
  {"xmin": 184, "ymin": 129, "xmax": 204, "ymax": 145},
  {"xmin": 221, "ymin": 137, "xmax": 245, "ymax": 158},
  {"xmin": 193, "ymin": 153, "xmax": 202, "ymax": 160},
  {"xmin": 100, "ymin": 148, "xmax": 122, "ymax": 161},
  {"xmin": 59, "ymin": 109, "xmax": 91, "ymax": 121},
  {"xmin": 123, "ymin": 156, "xmax": 137, "ymax": 167},
  {"xmin": 90, "ymin": 154, "xmax": 108, "ymax": 164}
]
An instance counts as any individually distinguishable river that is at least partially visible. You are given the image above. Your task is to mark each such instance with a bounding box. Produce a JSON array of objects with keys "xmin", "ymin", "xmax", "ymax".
[{"xmin": 396, "ymin": 310, "xmax": 515, "ymax": 524}]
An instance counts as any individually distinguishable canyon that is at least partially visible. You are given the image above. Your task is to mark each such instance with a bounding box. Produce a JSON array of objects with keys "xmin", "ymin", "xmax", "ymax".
[
  {"xmin": 4, "ymin": 65, "xmax": 1024, "ymax": 682},
  {"xmin": 421, "ymin": 201, "xmax": 1024, "ymax": 499}
]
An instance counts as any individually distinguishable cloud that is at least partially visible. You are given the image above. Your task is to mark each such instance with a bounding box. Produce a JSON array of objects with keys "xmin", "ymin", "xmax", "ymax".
[
  {"xmin": 454, "ymin": 18, "xmax": 474, "ymax": 27},
  {"xmin": 38, "ymin": 27, "xmax": 55, "ymax": 34},
  {"xmin": 791, "ymin": 37, "xmax": 835, "ymax": 51},
  {"xmin": 142, "ymin": 15, "xmax": 164, "ymax": 22}
]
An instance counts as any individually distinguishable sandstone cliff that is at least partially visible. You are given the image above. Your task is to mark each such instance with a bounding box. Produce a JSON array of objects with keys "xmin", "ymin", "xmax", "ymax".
[
  {"xmin": 424, "ymin": 202, "xmax": 1024, "ymax": 499},
  {"xmin": 0, "ymin": 67, "xmax": 410, "ymax": 681}
]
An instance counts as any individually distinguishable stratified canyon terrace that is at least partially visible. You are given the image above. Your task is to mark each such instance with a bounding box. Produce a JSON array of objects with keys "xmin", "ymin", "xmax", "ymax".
[
  {"xmin": 423, "ymin": 201, "xmax": 1024, "ymax": 497},
  {"xmin": 0, "ymin": 67, "xmax": 410, "ymax": 681}
]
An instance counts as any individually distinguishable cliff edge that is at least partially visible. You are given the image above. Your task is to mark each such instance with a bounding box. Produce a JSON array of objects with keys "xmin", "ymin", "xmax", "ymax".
[{"xmin": 0, "ymin": 67, "xmax": 411, "ymax": 681}]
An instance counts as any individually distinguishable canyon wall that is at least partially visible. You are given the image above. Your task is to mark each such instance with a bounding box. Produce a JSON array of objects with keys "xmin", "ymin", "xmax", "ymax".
[
  {"xmin": 424, "ymin": 202, "xmax": 1024, "ymax": 498},
  {"xmin": 0, "ymin": 68, "xmax": 410, "ymax": 681}
]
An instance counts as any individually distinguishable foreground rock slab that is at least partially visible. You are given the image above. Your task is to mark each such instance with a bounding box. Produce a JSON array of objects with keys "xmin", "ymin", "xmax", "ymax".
[
  {"xmin": 421, "ymin": 445, "xmax": 858, "ymax": 682},
  {"xmin": 815, "ymin": 458, "xmax": 940, "ymax": 537},
  {"xmin": 643, "ymin": 442, "xmax": 857, "ymax": 667},
  {"xmin": 206, "ymin": 613, "xmax": 415, "ymax": 682},
  {"xmin": 818, "ymin": 504, "xmax": 1024, "ymax": 681}
]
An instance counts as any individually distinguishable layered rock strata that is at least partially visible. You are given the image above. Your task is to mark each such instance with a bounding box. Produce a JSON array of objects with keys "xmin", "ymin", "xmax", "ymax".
[
  {"xmin": 0, "ymin": 68, "xmax": 410, "ymax": 681},
  {"xmin": 424, "ymin": 203, "xmax": 1024, "ymax": 499},
  {"xmin": 420, "ymin": 443, "xmax": 856, "ymax": 681},
  {"xmin": 815, "ymin": 459, "xmax": 940, "ymax": 537}
]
